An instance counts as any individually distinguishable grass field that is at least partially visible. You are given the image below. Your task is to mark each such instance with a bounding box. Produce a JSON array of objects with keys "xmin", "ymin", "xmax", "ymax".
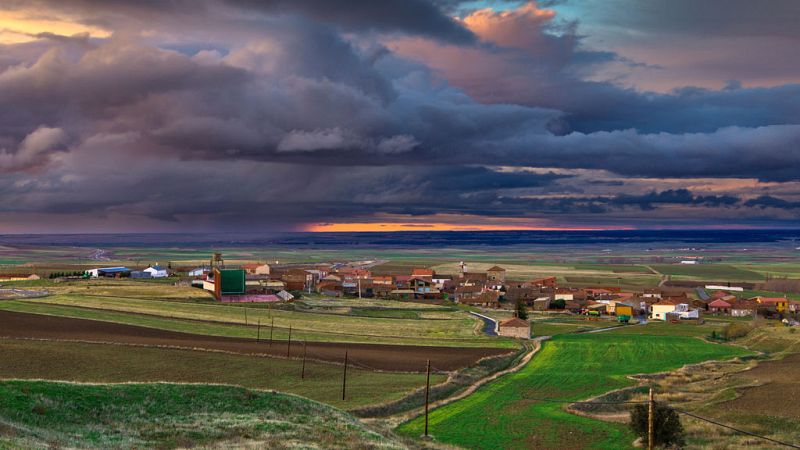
[
  {"xmin": 397, "ymin": 334, "xmax": 751, "ymax": 449},
  {"xmin": 0, "ymin": 380, "xmax": 404, "ymax": 449},
  {"xmin": 649, "ymin": 264, "xmax": 764, "ymax": 281},
  {"xmin": 0, "ymin": 295, "xmax": 514, "ymax": 348},
  {"xmin": 0, "ymin": 338, "xmax": 443, "ymax": 410}
]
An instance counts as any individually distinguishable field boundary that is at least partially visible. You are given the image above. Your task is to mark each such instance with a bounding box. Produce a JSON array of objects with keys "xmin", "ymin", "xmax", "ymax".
[
  {"xmin": 386, "ymin": 337, "xmax": 547, "ymax": 428},
  {"xmin": 7, "ymin": 302, "xmax": 503, "ymax": 347}
]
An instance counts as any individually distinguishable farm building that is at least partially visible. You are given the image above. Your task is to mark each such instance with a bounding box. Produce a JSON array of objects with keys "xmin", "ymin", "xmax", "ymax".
[
  {"xmin": 205, "ymin": 268, "xmax": 246, "ymax": 300},
  {"xmin": 487, "ymin": 266, "xmax": 506, "ymax": 283},
  {"xmin": 143, "ymin": 265, "xmax": 168, "ymax": 278},
  {"xmin": 87, "ymin": 267, "xmax": 131, "ymax": 278},
  {"xmin": 130, "ymin": 271, "xmax": 151, "ymax": 279},
  {"xmin": 497, "ymin": 317, "xmax": 530, "ymax": 339}
]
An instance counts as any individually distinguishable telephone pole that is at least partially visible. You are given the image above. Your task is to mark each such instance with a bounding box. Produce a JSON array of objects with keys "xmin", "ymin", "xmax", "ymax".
[
  {"xmin": 342, "ymin": 350, "xmax": 348, "ymax": 401},
  {"xmin": 424, "ymin": 359, "xmax": 431, "ymax": 437},
  {"xmin": 301, "ymin": 340, "xmax": 307, "ymax": 379},
  {"xmin": 648, "ymin": 387, "xmax": 655, "ymax": 450},
  {"xmin": 287, "ymin": 325, "xmax": 292, "ymax": 357}
]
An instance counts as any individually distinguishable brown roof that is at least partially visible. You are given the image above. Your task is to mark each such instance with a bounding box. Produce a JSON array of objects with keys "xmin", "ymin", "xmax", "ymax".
[
  {"xmin": 487, "ymin": 266, "xmax": 506, "ymax": 272},
  {"xmin": 500, "ymin": 317, "xmax": 529, "ymax": 328}
]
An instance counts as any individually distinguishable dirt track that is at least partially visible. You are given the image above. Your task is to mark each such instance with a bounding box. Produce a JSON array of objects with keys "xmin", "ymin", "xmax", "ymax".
[{"xmin": 0, "ymin": 310, "xmax": 511, "ymax": 372}]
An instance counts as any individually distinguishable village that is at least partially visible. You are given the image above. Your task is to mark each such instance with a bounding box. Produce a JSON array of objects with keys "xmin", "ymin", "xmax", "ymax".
[{"xmin": 64, "ymin": 253, "xmax": 800, "ymax": 339}]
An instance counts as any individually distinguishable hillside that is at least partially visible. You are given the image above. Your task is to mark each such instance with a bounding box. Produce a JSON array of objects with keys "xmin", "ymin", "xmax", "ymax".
[{"xmin": 0, "ymin": 381, "xmax": 405, "ymax": 449}]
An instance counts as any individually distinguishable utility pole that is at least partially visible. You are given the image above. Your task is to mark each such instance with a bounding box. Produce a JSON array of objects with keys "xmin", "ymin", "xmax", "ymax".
[
  {"xmin": 358, "ymin": 277, "xmax": 362, "ymax": 299},
  {"xmin": 287, "ymin": 325, "xmax": 292, "ymax": 357},
  {"xmin": 424, "ymin": 359, "xmax": 431, "ymax": 437},
  {"xmin": 301, "ymin": 340, "xmax": 307, "ymax": 379},
  {"xmin": 342, "ymin": 350, "xmax": 348, "ymax": 401},
  {"xmin": 244, "ymin": 307, "xmax": 248, "ymax": 326},
  {"xmin": 256, "ymin": 319, "xmax": 261, "ymax": 343},
  {"xmin": 648, "ymin": 387, "xmax": 655, "ymax": 450},
  {"xmin": 269, "ymin": 318, "xmax": 274, "ymax": 348}
]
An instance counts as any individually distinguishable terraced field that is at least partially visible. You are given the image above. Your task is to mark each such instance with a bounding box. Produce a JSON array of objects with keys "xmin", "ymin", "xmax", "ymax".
[
  {"xmin": 0, "ymin": 293, "xmax": 512, "ymax": 348},
  {"xmin": 397, "ymin": 334, "xmax": 751, "ymax": 449}
]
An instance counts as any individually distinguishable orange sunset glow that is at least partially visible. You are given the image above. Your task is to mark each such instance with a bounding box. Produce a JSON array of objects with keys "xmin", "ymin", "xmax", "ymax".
[{"xmin": 304, "ymin": 222, "xmax": 624, "ymax": 232}]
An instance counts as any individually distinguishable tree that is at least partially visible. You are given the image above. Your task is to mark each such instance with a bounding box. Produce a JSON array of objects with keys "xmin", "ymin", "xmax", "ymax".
[
  {"xmin": 550, "ymin": 298, "xmax": 566, "ymax": 310},
  {"xmin": 515, "ymin": 299, "xmax": 528, "ymax": 320},
  {"xmin": 630, "ymin": 401, "xmax": 685, "ymax": 448}
]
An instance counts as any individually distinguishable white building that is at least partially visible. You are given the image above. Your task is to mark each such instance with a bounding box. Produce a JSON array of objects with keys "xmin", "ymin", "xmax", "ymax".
[{"xmin": 143, "ymin": 265, "xmax": 168, "ymax": 278}]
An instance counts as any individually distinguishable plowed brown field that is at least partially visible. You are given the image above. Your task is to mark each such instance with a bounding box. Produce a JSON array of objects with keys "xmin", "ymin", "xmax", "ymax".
[{"xmin": 0, "ymin": 310, "xmax": 511, "ymax": 372}]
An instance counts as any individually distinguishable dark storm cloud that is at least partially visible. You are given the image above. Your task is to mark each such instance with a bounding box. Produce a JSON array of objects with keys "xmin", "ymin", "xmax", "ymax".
[
  {"xmin": 744, "ymin": 196, "xmax": 800, "ymax": 210},
  {"xmin": 3, "ymin": 0, "xmax": 474, "ymax": 44},
  {"xmin": 1, "ymin": 0, "xmax": 799, "ymax": 230}
]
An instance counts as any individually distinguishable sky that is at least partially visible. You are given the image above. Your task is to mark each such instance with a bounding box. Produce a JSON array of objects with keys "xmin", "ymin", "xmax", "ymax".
[{"xmin": 0, "ymin": 0, "xmax": 799, "ymax": 233}]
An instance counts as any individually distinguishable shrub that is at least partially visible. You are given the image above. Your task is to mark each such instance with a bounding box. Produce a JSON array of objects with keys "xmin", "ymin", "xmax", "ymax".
[
  {"xmin": 722, "ymin": 322, "xmax": 753, "ymax": 340},
  {"xmin": 515, "ymin": 299, "xmax": 528, "ymax": 320},
  {"xmin": 630, "ymin": 401, "xmax": 685, "ymax": 448}
]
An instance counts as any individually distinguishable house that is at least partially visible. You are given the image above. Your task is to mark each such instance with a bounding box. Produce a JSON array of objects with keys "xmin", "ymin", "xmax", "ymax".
[
  {"xmin": 643, "ymin": 288, "xmax": 662, "ymax": 299},
  {"xmin": 411, "ymin": 268, "xmax": 434, "ymax": 279},
  {"xmin": 372, "ymin": 275, "xmax": 394, "ymax": 285},
  {"xmin": 708, "ymin": 299, "xmax": 732, "ymax": 314},
  {"xmin": 530, "ymin": 277, "xmax": 557, "ymax": 288},
  {"xmin": 143, "ymin": 265, "xmax": 168, "ymax": 278},
  {"xmin": 188, "ymin": 266, "xmax": 210, "ymax": 277},
  {"xmin": 487, "ymin": 266, "xmax": 506, "ymax": 283},
  {"xmin": 730, "ymin": 299, "xmax": 758, "ymax": 317},
  {"xmin": 504, "ymin": 286, "xmax": 540, "ymax": 305},
  {"xmin": 752, "ymin": 296, "xmax": 789, "ymax": 313},
  {"xmin": 460, "ymin": 291, "xmax": 500, "ymax": 308},
  {"xmin": 650, "ymin": 299, "xmax": 685, "ymax": 321},
  {"xmin": 497, "ymin": 317, "xmax": 530, "ymax": 339},
  {"xmin": 532, "ymin": 296, "xmax": 551, "ymax": 311},
  {"xmin": 409, "ymin": 277, "xmax": 440, "ymax": 298},
  {"xmin": 241, "ymin": 263, "xmax": 270, "ymax": 275},
  {"xmin": 130, "ymin": 271, "xmax": 151, "ymax": 279},
  {"xmin": 454, "ymin": 285, "xmax": 483, "ymax": 302},
  {"xmin": 317, "ymin": 279, "xmax": 342, "ymax": 297},
  {"xmin": 431, "ymin": 274, "xmax": 452, "ymax": 288},
  {"xmin": 554, "ymin": 288, "xmax": 574, "ymax": 301}
]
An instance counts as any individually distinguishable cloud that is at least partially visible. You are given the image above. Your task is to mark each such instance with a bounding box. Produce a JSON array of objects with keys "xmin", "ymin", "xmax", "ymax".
[
  {"xmin": 0, "ymin": 0, "xmax": 799, "ymax": 231},
  {"xmin": 0, "ymin": 126, "xmax": 66, "ymax": 170}
]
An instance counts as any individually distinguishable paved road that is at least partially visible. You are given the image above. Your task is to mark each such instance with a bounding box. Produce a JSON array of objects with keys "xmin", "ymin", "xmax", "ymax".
[{"xmin": 469, "ymin": 311, "xmax": 498, "ymax": 336}]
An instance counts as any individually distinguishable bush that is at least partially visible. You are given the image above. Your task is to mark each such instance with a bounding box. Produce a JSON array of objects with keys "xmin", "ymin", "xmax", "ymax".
[
  {"xmin": 722, "ymin": 322, "xmax": 753, "ymax": 340},
  {"xmin": 515, "ymin": 299, "xmax": 528, "ymax": 320},
  {"xmin": 630, "ymin": 401, "xmax": 685, "ymax": 448}
]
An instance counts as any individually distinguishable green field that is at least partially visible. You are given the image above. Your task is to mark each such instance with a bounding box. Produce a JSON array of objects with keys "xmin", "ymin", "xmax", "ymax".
[
  {"xmin": 0, "ymin": 339, "xmax": 443, "ymax": 410},
  {"xmin": 649, "ymin": 264, "xmax": 764, "ymax": 281},
  {"xmin": 0, "ymin": 381, "xmax": 404, "ymax": 449},
  {"xmin": 397, "ymin": 334, "xmax": 751, "ymax": 449}
]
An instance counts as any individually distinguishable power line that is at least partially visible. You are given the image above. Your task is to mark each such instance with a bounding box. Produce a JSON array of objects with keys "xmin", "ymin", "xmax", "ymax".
[
  {"xmin": 674, "ymin": 409, "xmax": 800, "ymax": 449},
  {"xmin": 515, "ymin": 396, "xmax": 799, "ymax": 448}
]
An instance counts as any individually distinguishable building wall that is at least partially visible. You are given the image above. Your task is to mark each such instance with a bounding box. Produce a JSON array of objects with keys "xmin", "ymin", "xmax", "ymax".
[{"xmin": 498, "ymin": 325, "xmax": 530, "ymax": 339}]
